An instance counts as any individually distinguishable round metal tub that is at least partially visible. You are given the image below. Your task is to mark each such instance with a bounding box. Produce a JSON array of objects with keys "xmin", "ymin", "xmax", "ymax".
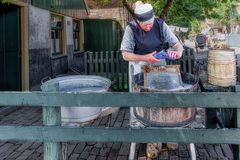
[
  {"xmin": 41, "ymin": 75, "xmax": 111, "ymax": 124},
  {"xmin": 133, "ymin": 72, "xmax": 198, "ymax": 127}
]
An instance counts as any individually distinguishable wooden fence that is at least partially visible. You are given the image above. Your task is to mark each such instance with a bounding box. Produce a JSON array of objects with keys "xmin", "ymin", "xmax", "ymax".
[
  {"xmin": 84, "ymin": 50, "xmax": 129, "ymax": 91},
  {"xmin": 83, "ymin": 47, "xmax": 195, "ymax": 91},
  {"xmin": 0, "ymin": 87, "xmax": 239, "ymax": 159}
]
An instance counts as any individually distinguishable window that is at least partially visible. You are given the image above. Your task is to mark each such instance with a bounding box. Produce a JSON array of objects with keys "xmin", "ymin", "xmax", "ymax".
[
  {"xmin": 51, "ymin": 15, "xmax": 63, "ymax": 56},
  {"xmin": 73, "ymin": 20, "xmax": 80, "ymax": 52}
]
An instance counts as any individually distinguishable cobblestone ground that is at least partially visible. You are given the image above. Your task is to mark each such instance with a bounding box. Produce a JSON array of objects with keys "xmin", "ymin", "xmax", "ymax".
[{"xmin": 0, "ymin": 107, "xmax": 234, "ymax": 160}]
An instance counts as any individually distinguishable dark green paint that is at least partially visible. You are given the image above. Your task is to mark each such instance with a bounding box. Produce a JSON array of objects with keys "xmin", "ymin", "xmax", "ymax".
[
  {"xmin": 0, "ymin": 126, "xmax": 239, "ymax": 144},
  {"xmin": 32, "ymin": 0, "xmax": 86, "ymax": 11},
  {"xmin": 42, "ymin": 81, "xmax": 62, "ymax": 160},
  {"xmin": 0, "ymin": 4, "xmax": 21, "ymax": 91},
  {"xmin": 0, "ymin": 91, "xmax": 239, "ymax": 108},
  {"xmin": 84, "ymin": 51, "xmax": 129, "ymax": 91},
  {"xmin": 43, "ymin": 107, "xmax": 62, "ymax": 160},
  {"xmin": 84, "ymin": 19, "xmax": 122, "ymax": 52},
  {"xmin": 233, "ymin": 86, "xmax": 240, "ymax": 160}
]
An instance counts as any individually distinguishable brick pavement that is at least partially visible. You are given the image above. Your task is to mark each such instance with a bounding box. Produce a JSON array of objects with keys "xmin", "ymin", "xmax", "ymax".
[{"xmin": 0, "ymin": 107, "xmax": 234, "ymax": 160}]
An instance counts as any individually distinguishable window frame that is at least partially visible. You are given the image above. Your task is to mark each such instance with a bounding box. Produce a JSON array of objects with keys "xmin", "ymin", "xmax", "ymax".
[
  {"xmin": 50, "ymin": 14, "xmax": 65, "ymax": 56},
  {"xmin": 72, "ymin": 19, "xmax": 81, "ymax": 53}
]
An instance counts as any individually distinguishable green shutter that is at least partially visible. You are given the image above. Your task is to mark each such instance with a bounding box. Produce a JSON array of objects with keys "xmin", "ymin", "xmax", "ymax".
[{"xmin": 0, "ymin": 4, "xmax": 21, "ymax": 91}]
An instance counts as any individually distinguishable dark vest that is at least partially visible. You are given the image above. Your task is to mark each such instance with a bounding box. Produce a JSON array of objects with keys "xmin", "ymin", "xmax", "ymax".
[{"xmin": 129, "ymin": 18, "xmax": 164, "ymax": 55}]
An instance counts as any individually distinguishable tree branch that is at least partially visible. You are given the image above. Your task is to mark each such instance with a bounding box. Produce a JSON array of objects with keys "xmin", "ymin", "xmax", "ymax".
[
  {"xmin": 122, "ymin": 0, "xmax": 135, "ymax": 19},
  {"xmin": 160, "ymin": 0, "xmax": 174, "ymax": 20}
]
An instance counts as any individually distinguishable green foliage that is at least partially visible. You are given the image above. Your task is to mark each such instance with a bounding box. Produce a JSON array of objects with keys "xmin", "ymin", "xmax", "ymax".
[
  {"xmin": 0, "ymin": 0, "xmax": 11, "ymax": 3},
  {"xmin": 190, "ymin": 20, "xmax": 201, "ymax": 33},
  {"xmin": 129, "ymin": 0, "xmax": 238, "ymax": 33}
]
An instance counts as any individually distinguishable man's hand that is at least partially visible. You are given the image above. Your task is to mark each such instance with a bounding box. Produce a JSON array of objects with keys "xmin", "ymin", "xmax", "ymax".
[
  {"xmin": 144, "ymin": 51, "xmax": 160, "ymax": 64},
  {"xmin": 167, "ymin": 50, "xmax": 182, "ymax": 60}
]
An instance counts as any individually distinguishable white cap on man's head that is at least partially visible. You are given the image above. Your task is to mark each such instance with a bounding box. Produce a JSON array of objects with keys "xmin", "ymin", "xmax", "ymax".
[{"xmin": 134, "ymin": 3, "xmax": 154, "ymax": 24}]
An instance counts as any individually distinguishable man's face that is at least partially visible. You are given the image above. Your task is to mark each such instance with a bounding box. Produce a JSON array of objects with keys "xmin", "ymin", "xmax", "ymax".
[{"xmin": 139, "ymin": 22, "xmax": 154, "ymax": 32}]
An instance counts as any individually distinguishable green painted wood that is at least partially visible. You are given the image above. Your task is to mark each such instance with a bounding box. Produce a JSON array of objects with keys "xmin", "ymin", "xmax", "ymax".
[
  {"xmin": 120, "ymin": 51, "xmax": 125, "ymax": 90},
  {"xmin": 110, "ymin": 51, "xmax": 115, "ymax": 87},
  {"xmin": 105, "ymin": 51, "xmax": 109, "ymax": 78},
  {"xmin": 89, "ymin": 52, "xmax": 93, "ymax": 74},
  {"xmin": 83, "ymin": 50, "xmax": 128, "ymax": 91},
  {"xmin": 233, "ymin": 85, "xmax": 240, "ymax": 160},
  {"xmin": 83, "ymin": 20, "xmax": 121, "ymax": 52},
  {"xmin": 43, "ymin": 107, "xmax": 62, "ymax": 160},
  {"xmin": 0, "ymin": 92, "xmax": 240, "ymax": 108},
  {"xmin": 84, "ymin": 52, "xmax": 88, "ymax": 74},
  {"xmin": 0, "ymin": 126, "xmax": 239, "ymax": 144},
  {"xmin": 0, "ymin": 4, "xmax": 21, "ymax": 91},
  {"xmin": 32, "ymin": 0, "xmax": 86, "ymax": 11},
  {"xmin": 95, "ymin": 52, "xmax": 98, "ymax": 75},
  {"xmin": 116, "ymin": 51, "xmax": 120, "ymax": 91},
  {"xmin": 100, "ymin": 51, "xmax": 104, "ymax": 75}
]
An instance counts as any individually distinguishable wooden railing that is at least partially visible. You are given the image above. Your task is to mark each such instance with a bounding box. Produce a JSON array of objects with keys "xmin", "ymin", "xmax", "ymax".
[{"xmin": 0, "ymin": 88, "xmax": 239, "ymax": 159}]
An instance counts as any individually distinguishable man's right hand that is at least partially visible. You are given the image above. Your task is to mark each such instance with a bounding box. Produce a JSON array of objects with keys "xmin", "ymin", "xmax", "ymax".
[{"xmin": 144, "ymin": 51, "xmax": 160, "ymax": 64}]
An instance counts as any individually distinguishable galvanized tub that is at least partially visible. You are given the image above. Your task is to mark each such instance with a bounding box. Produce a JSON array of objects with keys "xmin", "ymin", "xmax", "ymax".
[
  {"xmin": 41, "ymin": 75, "xmax": 111, "ymax": 124},
  {"xmin": 133, "ymin": 66, "xmax": 198, "ymax": 127}
]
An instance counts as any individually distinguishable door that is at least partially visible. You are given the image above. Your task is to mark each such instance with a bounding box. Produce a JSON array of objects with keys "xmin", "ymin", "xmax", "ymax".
[{"xmin": 0, "ymin": 4, "xmax": 21, "ymax": 91}]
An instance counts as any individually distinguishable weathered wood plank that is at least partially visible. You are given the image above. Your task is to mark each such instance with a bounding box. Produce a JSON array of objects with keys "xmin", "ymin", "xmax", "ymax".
[
  {"xmin": 233, "ymin": 85, "xmax": 240, "ymax": 160},
  {"xmin": 43, "ymin": 107, "xmax": 62, "ymax": 160},
  {"xmin": 0, "ymin": 92, "xmax": 240, "ymax": 108},
  {"xmin": 84, "ymin": 52, "xmax": 88, "ymax": 75},
  {"xmin": 0, "ymin": 126, "xmax": 239, "ymax": 144}
]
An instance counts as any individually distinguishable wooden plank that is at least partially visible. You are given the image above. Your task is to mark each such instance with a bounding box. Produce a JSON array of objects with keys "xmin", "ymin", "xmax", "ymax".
[
  {"xmin": 0, "ymin": 92, "xmax": 240, "ymax": 108},
  {"xmin": 233, "ymin": 85, "xmax": 240, "ymax": 160},
  {"xmin": 115, "ymin": 51, "xmax": 120, "ymax": 91},
  {"xmin": 89, "ymin": 52, "xmax": 93, "ymax": 74},
  {"xmin": 105, "ymin": 51, "xmax": 109, "ymax": 78},
  {"xmin": 84, "ymin": 52, "xmax": 88, "ymax": 74},
  {"xmin": 0, "ymin": 126, "xmax": 239, "ymax": 144},
  {"xmin": 110, "ymin": 51, "xmax": 115, "ymax": 89},
  {"xmin": 95, "ymin": 52, "xmax": 98, "ymax": 75},
  {"xmin": 43, "ymin": 107, "xmax": 62, "ymax": 160},
  {"xmin": 119, "ymin": 51, "xmax": 125, "ymax": 91},
  {"xmin": 100, "ymin": 51, "xmax": 104, "ymax": 76}
]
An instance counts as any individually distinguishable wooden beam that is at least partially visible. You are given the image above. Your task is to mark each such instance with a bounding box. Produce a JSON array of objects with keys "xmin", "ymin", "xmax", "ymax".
[
  {"xmin": 43, "ymin": 107, "xmax": 62, "ymax": 160},
  {"xmin": 20, "ymin": 4, "xmax": 29, "ymax": 91},
  {"xmin": 0, "ymin": 92, "xmax": 239, "ymax": 108},
  {"xmin": 0, "ymin": 126, "xmax": 239, "ymax": 144},
  {"xmin": 233, "ymin": 86, "xmax": 240, "ymax": 160}
]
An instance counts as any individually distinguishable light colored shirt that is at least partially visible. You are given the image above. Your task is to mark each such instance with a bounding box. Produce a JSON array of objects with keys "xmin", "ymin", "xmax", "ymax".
[{"xmin": 120, "ymin": 21, "xmax": 179, "ymax": 53}]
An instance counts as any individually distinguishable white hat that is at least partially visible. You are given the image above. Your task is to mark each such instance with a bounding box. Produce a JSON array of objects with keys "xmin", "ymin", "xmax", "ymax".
[{"xmin": 134, "ymin": 3, "xmax": 154, "ymax": 23}]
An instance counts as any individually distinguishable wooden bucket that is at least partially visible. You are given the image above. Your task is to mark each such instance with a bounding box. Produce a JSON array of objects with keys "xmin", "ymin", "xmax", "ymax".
[
  {"xmin": 133, "ymin": 67, "xmax": 198, "ymax": 127},
  {"xmin": 208, "ymin": 49, "xmax": 236, "ymax": 87}
]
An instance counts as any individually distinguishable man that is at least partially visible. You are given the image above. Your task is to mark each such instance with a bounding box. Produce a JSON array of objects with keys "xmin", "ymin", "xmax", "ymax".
[
  {"xmin": 120, "ymin": 2, "xmax": 183, "ymax": 90},
  {"xmin": 121, "ymin": 2, "xmax": 184, "ymax": 159}
]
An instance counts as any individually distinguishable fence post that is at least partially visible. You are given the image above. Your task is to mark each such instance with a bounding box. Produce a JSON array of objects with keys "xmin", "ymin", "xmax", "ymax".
[
  {"xmin": 43, "ymin": 107, "xmax": 62, "ymax": 160},
  {"xmin": 233, "ymin": 85, "xmax": 240, "ymax": 160}
]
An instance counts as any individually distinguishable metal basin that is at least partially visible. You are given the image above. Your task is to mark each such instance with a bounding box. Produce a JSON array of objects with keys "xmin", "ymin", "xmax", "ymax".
[{"xmin": 41, "ymin": 75, "xmax": 111, "ymax": 125}]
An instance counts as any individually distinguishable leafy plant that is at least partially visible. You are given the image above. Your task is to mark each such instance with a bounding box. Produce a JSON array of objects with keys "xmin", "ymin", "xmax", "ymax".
[{"xmin": 0, "ymin": 0, "xmax": 11, "ymax": 3}]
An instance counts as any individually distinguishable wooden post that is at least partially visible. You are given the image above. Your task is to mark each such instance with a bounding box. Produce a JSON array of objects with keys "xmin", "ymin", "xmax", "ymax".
[
  {"xmin": 43, "ymin": 107, "xmax": 62, "ymax": 160},
  {"xmin": 233, "ymin": 85, "xmax": 240, "ymax": 160}
]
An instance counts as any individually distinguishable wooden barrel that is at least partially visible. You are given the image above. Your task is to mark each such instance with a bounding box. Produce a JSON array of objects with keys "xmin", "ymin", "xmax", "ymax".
[
  {"xmin": 133, "ymin": 72, "xmax": 198, "ymax": 127},
  {"xmin": 208, "ymin": 49, "xmax": 236, "ymax": 87}
]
